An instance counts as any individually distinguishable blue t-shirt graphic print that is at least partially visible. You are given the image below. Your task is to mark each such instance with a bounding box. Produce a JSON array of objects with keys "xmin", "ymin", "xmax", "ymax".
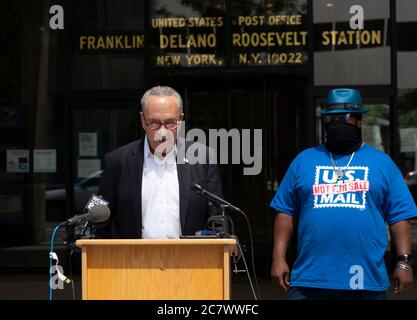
[
  {"xmin": 313, "ymin": 165, "xmax": 369, "ymax": 210},
  {"xmin": 270, "ymin": 144, "xmax": 417, "ymax": 291}
]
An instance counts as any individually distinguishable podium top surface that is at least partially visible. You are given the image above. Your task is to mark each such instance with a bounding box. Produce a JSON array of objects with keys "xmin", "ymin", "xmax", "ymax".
[{"xmin": 76, "ymin": 238, "xmax": 237, "ymax": 248}]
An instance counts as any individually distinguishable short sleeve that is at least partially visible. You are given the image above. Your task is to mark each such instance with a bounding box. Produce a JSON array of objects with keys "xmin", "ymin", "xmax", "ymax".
[
  {"xmin": 270, "ymin": 159, "xmax": 300, "ymax": 216},
  {"xmin": 383, "ymin": 160, "xmax": 417, "ymax": 224}
]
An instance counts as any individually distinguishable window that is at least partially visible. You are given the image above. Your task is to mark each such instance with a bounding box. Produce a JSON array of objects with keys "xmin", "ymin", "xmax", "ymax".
[
  {"xmin": 397, "ymin": 0, "xmax": 417, "ymax": 177},
  {"xmin": 71, "ymin": 0, "xmax": 146, "ymax": 90},
  {"xmin": 313, "ymin": 0, "xmax": 391, "ymax": 85}
]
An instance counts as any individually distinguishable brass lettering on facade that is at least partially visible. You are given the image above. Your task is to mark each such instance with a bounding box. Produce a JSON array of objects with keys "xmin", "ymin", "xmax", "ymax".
[
  {"xmin": 232, "ymin": 14, "xmax": 307, "ymax": 66},
  {"xmin": 237, "ymin": 15, "xmax": 302, "ymax": 26},
  {"xmin": 321, "ymin": 30, "xmax": 382, "ymax": 46},
  {"xmin": 152, "ymin": 15, "xmax": 309, "ymax": 67},
  {"xmin": 152, "ymin": 16, "xmax": 224, "ymax": 67},
  {"xmin": 152, "ymin": 17, "xmax": 186, "ymax": 28},
  {"xmin": 185, "ymin": 54, "xmax": 221, "ymax": 65},
  {"xmin": 157, "ymin": 55, "xmax": 181, "ymax": 66},
  {"xmin": 151, "ymin": 17, "xmax": 223, "ymax": 28},
  {"xmin": 156, "ymin": 54, "xmax": 223, "ymax": 66},
  {"xmin": 232, "ymin": 32, "xmax": 308, "ymax": 47},
  {"xmin": 159, "ymin": 34, "xmax": 217, "ymax": 49},
  {"xmin": 79, "ymin": 35, "xmax": 145, "ymax": 50},
  {"xmin": 267, "ymin": 15, "xmax": 302, "ymax": 25},
  {"xmin": 238, "ymin": 52, "xmax": 303, "ymax": 65},
  {"xmin": 187, "ymin": 17, "xmax": 223, "ymax": 27}
]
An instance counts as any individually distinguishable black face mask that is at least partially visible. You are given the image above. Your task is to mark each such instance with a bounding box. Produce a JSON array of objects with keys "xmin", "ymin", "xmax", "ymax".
[{"xmin": 325, "ymin": 121, "xmax": 362, "ymax": 155}]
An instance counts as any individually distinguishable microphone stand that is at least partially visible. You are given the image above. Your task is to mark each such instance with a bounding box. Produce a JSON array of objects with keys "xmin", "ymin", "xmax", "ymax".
[
  {"xmin": 207, "ymin": 203, "xmax": 245, "ymax": 273},
  {"xmin": 192, "ymin": 184, "xmax": 260, "ymax": 299},
  {"xmin": 62, "ymin": 220, "xmax": 96, "ymax": 301},
  {"xmin": 64, "ymin": 221, "xmax": 96, "ymax": 251},
  {"xmin": 50, "ymin": 198, "xmax": 108, "ymax": 300},
  {"xmin": 205, "ymin": 203, "xmax": 230, "ymax": 238}
]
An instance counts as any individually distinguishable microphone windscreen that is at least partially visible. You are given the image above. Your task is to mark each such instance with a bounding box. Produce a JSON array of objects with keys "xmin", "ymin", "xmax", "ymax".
[{"xmin": 90, "ymin": 204, "xmax": 110, "ymax": 223}]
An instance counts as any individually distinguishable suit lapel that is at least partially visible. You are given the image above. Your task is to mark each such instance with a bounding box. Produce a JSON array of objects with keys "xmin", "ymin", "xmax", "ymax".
[
  {"xmin": 177, "ymin": 140, "xmax": 191, "ymax": 233},
  {"xmin": 128, "ymin": 138, "xmax": 144, "ymax": 237}
]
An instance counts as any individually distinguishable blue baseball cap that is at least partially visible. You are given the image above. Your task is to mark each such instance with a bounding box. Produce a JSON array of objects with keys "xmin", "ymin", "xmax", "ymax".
[{"xmin": 321, "ymin": 88, "xmax": 369, "ymax": 115}]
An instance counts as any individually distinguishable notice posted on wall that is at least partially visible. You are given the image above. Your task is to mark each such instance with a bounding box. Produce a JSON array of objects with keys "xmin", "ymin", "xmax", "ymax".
[
  {"xmin": 79, "ymin": 132, "xmax": 98, "ymax": 157},
  {"xmin": 34, "ymin": 149, "xmax": 57, "ymax": 173},
  {"xmin": 77, "ymin": 159, "xmax": 101, "ymax": 178},
  {"xmin": 6, "ymin": 149, "xmax": 29, "ymax": 173}
]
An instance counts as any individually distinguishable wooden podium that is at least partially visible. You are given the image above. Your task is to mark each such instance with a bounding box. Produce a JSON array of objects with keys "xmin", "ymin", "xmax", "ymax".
[{"xmin": 75, "ymin": 239, "xmax": 237, "ymax": 300}]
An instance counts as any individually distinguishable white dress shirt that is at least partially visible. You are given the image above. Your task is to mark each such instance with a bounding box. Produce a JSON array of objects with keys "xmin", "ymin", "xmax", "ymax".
[{"xmin": 141, "ymin": 138, "xmax": 181, "ymax": 239}]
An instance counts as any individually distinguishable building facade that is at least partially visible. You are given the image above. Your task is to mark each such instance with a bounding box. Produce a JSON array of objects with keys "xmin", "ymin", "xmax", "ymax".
[{"xmin": 1, "ymin": 0, "xmax": 417, "ymax": 275}]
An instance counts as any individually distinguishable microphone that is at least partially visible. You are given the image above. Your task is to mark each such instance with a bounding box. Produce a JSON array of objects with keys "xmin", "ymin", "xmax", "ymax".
[
  {"xmin": 66, "ymin": 204, "xmax": 110, "ymax": 226},
  {"xmin": 66, "ymin": 194, "xmax": 110, "ymax": 226},
  {"xmin": 191, "ymin": 183, "xmax": 242, "ymax": 213}
]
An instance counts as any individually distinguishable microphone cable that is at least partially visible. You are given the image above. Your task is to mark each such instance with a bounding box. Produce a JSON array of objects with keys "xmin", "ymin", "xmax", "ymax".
[
  {"xmin": 68, "ymin": 221, "xmax": 89, "ymax": 300},
  {"xmin": 236, "ymin": 240, "xmax": 258, "ymax": 300},
  {"xmin": 69, "ymin": 247, "xmax": 76, "ymax": 300},
  {"xmin": 225, "ymin": 212, "xmax": 236, "ymax": 236},
  {"xmin": 49, "ymin": 222, "xmax": 66, "ymax": 301},
  {"xmin": 234, "ymin": 209, "xmax": 261, "ymax": 300},
  {"xmin": 223, "ymin": 210, "xmax": 261, "ymax": 300}
]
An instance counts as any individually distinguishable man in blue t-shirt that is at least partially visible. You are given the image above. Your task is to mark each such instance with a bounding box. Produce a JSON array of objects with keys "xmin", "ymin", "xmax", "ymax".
[{"xmin": 270, "ymin": 88, "xmax": 416, "ymax": 300}]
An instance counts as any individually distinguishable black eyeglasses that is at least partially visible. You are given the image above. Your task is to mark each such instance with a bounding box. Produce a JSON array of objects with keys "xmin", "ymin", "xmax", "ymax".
[
  {"xmin": 143, "ymin": 117, "xmax": 181, "ymax": 130},
  {"xmin": 324, "ymin": 114, "xmax": 350, "ymax": 124},
  {"xmin": 324, "ymin": 113, "xmax": 362, "ymax": 124}
]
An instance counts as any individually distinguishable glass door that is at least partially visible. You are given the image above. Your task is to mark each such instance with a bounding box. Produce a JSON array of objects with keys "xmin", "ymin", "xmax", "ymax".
[
  {"xmin": 182, "ymin": 74, "xmax": 308, "ymax": 276},
  {"xmin": 70, "ymin": 101, "xmax": 140, "ymax": 215}
]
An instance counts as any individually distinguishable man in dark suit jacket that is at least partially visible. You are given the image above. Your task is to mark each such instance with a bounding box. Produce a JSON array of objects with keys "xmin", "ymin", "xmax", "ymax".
[{"xmin": 95, "ymin": 86, "xmax": 223, "ymax": 239}]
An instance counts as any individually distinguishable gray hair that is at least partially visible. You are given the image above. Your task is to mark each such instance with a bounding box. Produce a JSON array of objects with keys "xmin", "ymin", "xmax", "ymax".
[{"xmin": 140, "ymin": 86, "xmax": 183, "ymax": 113}]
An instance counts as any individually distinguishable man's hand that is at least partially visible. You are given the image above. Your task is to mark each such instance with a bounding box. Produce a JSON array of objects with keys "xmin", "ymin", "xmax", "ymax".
[
  {"xmin": 389, "ymin": 220, "xmax": 414, "ymax": 294},
  {"xmin": 393, "ymin": 264, "xmax": 413, "ymax": 294},
  {"xmin": 271, "ymin": 257, "xmax": 290, "ymax": 292}
]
